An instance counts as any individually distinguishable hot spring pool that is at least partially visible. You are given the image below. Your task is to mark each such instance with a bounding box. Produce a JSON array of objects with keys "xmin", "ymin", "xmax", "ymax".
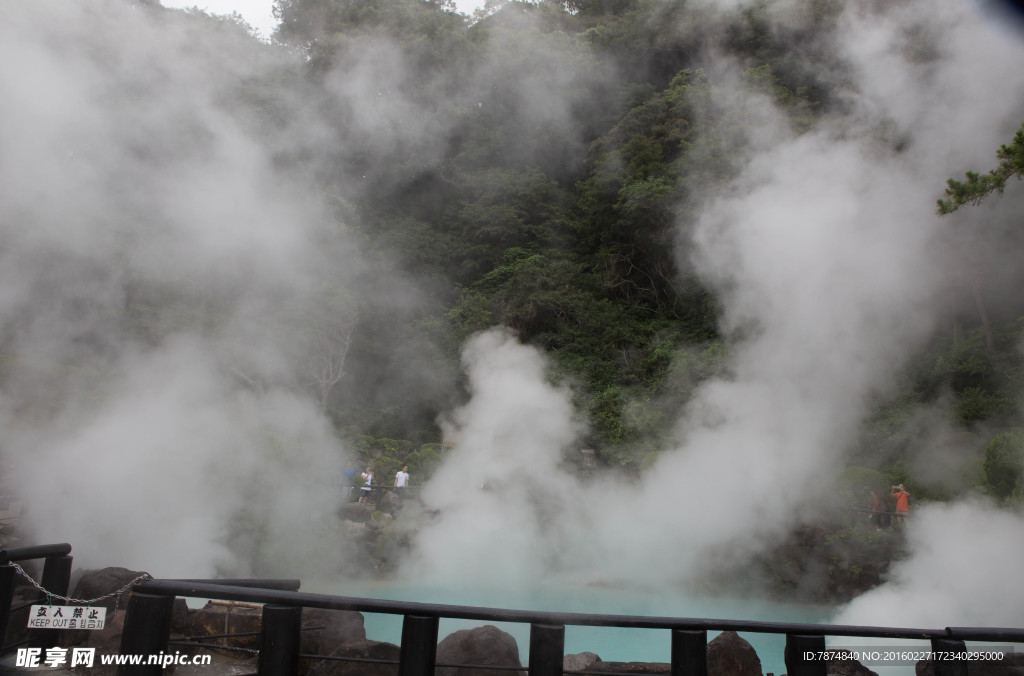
[{"xmin": 315, "ymin": 581, "xmax": 837, "ymax": 675}]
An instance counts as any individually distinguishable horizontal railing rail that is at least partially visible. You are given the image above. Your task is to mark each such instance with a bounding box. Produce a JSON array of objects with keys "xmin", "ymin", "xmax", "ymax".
[
  {"xmin": 119, "ymin": 579, "xmax": 1024, "ymax": 676},
  {"xmin": 347, "ymin": 483, "xmax": 421, "ymax": 509},
  {"xmin": 0, "ymin": 543, "xmax": 72, "ymax": 564},
  {"xmin": 126, "ymin": 579, "xmax": 1019, "ymax": 639}
]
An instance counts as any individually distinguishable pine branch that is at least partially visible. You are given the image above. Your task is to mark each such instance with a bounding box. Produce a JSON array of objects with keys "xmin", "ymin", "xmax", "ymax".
[{"xmin": 937, "ymin": 125, "xmax": 1024, "ymax": 214}]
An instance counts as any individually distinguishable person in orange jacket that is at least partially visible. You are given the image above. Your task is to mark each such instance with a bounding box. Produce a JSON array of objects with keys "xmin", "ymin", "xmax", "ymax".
[{"xmin": 891, "ymin": 483, "xmax": 910, "ymax": 526}]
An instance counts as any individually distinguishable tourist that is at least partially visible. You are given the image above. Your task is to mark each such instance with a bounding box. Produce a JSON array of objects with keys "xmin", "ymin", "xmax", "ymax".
[
  {"xmin": 394, "ymin": 465, "xmax": 409, "ymax": 499},
  {"xmin": 359, "ymin": 467, "xmax": 373, "ymax": 505},
  {"xmin": 891, "ymin": 483, "xmax": 910, "ymax": 526}
]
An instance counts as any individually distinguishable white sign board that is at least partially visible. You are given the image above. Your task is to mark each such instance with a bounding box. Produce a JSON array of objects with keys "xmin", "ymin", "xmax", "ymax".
[{"xmin": 27, "ymin": 605, "xmax": 106, "ymax": 630}]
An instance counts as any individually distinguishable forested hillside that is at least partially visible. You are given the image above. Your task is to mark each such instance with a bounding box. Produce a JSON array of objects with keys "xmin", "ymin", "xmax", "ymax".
[
  {"xmin": 9, "ymin": 0, "xmax": 1024, "ymax": 512},
  {"xmin": 253, "ymin": 0, "xmax": 1024, "ymax": 502}
]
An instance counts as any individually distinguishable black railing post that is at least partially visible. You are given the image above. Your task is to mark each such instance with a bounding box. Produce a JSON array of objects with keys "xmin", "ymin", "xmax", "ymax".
[
  {"xmin": 0, "ymin": 564, "xmax": 14, "ymax": 649},
  {"xmin": 375, "ymin": 485, "xmax": 384, "ymax": 510},
  {"xmin": 528, "ymin": 623, "xmax": 564, "ymax": 676},
  {"xmin": 31, "ymin": 554, "xmax": 73, "ymax": 649},
  {"xmin": 118, "ymin": 592, "xmax": 174, "ymax": 676},
  {"xmin": 398, "ymin": 614, "xmax": 439, "ymax": 676},
  {"xmin": 39, "ymin": 554, "xmax": 72, "ymax": 599},
  {"xmin": 258, "ymin": 604, "xmax": 301, "ymax": 676},
  {"xmin": 784, "ymin": 634, "xmax": 827, "ymax": 676},
  {"xmin": 931, "ymin": 637, "xmax": 968, "ymax": 676},
  {"xmin": 671, "ymin": 628, "xmax": 707, "ymax": 676}
]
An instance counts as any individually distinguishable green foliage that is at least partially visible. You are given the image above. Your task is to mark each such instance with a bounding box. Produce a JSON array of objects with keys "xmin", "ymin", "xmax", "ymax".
[
  {"xmin": 372, "ymin": 438, "xmax": 415, "ymax": 457},
  {"xmin": 256, "ymin": 0, "xmax": 1024, "ymax": 472},
  {"xmin": 592, "ymin": 386, "xmax": 626, "ymax": 443},
  {"xmin": 352, "ymin": 435, "xmax": 376, "ymax": 455},
  {"xmin": 938, "ymin": 124, "xmax": 1024, "ymax": 214},
  {"xmin": 984, "ymin": 429, "xmax": 1024, "ymax": 500},
  {"xmin": 405, "ymin": 446, "xmax": 443, "ymax": 482},
  {"xmin": 837, "ymin": 466, "xmax": 889, "ymax": 494},
  {"xmin": 955, "ymin": 386, "xmax": 1014, "ymax": 426},
  {"xmin": 373, "ymin": 456, "xmax": 403, "ymax": 486}
]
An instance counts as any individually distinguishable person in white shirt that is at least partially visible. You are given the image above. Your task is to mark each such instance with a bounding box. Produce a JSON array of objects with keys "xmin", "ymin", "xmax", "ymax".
[
  {"xmin": 394, "ymin": 465, "xmax": 410, "ymax": 498},
  {"xmin": 359, "ymin": 467, "xmax": 373, "ymax": 504}
]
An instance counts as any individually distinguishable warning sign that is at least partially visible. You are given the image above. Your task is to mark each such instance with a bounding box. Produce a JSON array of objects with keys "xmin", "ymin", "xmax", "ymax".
[{"xmin": 27, "ymin": 605, "xmax": 106, "ymax": 630}]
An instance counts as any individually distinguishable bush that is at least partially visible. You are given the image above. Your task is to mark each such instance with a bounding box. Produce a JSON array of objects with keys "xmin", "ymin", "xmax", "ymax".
[
  {"xmin": 834, "ymin": 466, "xmax": 890, "ymax": 512},
  {"xmin": 419, "ymin": 442, "xmax": 449, "ymax": 456},
  {"xmin": 374, "ymin": 438, "xmax": 414, "ymax": 457},
  {"xmin": 406, "ymin": 447, "xmax": 442, "ymax": 483},
  {"xmin": 353, "ymin": 435, "xmax": 375, "ymax": 455},
  {"xmin": 373, "ymin": 456, "xmax": 403, "ymax": 487},
  {"xmin": 984, "ymin": 429, "xmax": 1024, "ymax": 499}
]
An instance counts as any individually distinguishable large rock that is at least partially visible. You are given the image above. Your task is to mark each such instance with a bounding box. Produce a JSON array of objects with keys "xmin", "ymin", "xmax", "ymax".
[
  {"xmin": 62, "ymin": 568, "xmax": 169, "ymax": 649},
  {"xmin": 71, "ymin": 567, "xmax": 151, "ymax": 614},
  {"xmin": 338, "ymin": 502, "xmax": 374, "ymax": 522},
  {"xmin": 301, "ymin": 607, "xmax": 366, "ymax": 650},
  {"xmin": 79, "ymin": 609, "xmax": 126, "ymax": 676},
  {"xmin": 186, "ymin": 601, "xmax": 263, "ymax": 652},
  {"xmin": 825, "ymin": 653, "xmax": 878, "ymax": 676},
  {"xmin": 305, "ymin": 638, "xmax": 400, "ymax": 676},
  {"xmin": 299, "ymin": 608, "xmax": 367, "ymax": 674},
  {"xmin": 435, "ymin": 625, "xmax": 525, "ymax": 676},
  {"xmin": 565, "ymin": 652, "xmax": 602, "ymax": 671},
  {"xmin": 707, "ymin": 631, "xmax": 762, "ymax": 676}
]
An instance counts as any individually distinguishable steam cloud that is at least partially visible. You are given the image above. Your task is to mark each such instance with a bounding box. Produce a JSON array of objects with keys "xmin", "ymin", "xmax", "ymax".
[
  {"xmin": 405, "ymin": 0, "xmax": 1024, "ymax": 632},
  {"xmin": 3, "ymin": 0, "xmax": 1024, "ymax": 636},
  {"xmin": 0, "ymin": 0, "xmax": 354, "ymax": 577}
]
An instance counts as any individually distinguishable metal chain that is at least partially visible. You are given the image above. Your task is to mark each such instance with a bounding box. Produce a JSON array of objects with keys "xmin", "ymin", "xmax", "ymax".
[{"xmin": 9, "ymin": 562, "xmax": 151, "ymax": 607}]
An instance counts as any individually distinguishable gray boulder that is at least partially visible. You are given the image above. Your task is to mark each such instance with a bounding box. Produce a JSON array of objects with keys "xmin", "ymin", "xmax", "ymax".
[
  {"xmin": 435, "ymin": 625, "xmax": 525, "ymax": 676},
  {"xmin": 565, "ymin": 651, "xmax": 602, "ymax": 671},
  {"xmin": 305, "ymin": 638, "xmax": 400, "ymax": 676},
  {"xmin": 708, "ymin": 631, "xmax": 762, "ymax": 676},
  {"xmin": 71, "ymin": 566, "xmax": 150, "ymax": 614}
]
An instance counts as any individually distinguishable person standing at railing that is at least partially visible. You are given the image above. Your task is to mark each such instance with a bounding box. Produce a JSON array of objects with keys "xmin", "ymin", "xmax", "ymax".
[
  {"xmin": 359, "ymin": 467, "xmax": 373, "ymax": 505},
  {"xmin": 891, "ymin": 483, "xmax": 910, "ymax": 526},
  {"xmin": 394, "ymin": 465, "xmax": 409, "ymax": 499}
]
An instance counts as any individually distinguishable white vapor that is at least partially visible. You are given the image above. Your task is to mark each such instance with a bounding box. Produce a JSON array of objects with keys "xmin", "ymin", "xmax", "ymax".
[
  {"xmin": 0, "ymin": 0, "xmax": 354, "ymax": 577},
  {"xmin": 835, "ymin": 500, "xmax": 1024, "ymax": 627},
  {"xmin": 406, "ymin": 0, "xmax": 1024, "ymax": 633},
  {"xmin": 408, "ymin": 329, "xmax": 586, "ymax": 587}
]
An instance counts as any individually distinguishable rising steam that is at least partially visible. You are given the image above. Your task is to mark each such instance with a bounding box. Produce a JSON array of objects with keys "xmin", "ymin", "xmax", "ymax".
[
  {"xmin": 405, "ymin": 0, "xmax": 1024, "ymax": 632},
  {"xmin": 0, "ymin": 0, "xmax": 354, "ymax": 577},
  {"xmin": 3, "ymin": 0, "xmax": 1024, "ymax": 636}
]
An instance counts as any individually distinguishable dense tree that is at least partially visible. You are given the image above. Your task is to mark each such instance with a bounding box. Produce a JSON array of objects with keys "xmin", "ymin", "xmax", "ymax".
[
  {"xmin": 143, "ymin": 0, "xmax": 1024, "ymax": 476},
  {"xmin": 984, "ymin": 429, "xmax": 1024, "ymax": 500}
]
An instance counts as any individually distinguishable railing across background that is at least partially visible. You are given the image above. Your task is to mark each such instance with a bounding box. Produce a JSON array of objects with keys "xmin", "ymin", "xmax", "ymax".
[
  {"xmin": 120, "ymin": 578, "xmax": 1024, "ymax": 676},
  {"xmin": 346, "ymin": 483, "xmax": 421, "ymax": 510},
  {"xmin": 1, "ymin": 547, "xmax": 1021, "ymax": 676}
]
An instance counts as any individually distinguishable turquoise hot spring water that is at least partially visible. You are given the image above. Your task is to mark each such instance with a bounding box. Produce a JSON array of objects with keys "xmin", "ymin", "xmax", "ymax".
[{"xmin": 317, "ymin": 580, "xmax": 838, "ymax": 675}]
